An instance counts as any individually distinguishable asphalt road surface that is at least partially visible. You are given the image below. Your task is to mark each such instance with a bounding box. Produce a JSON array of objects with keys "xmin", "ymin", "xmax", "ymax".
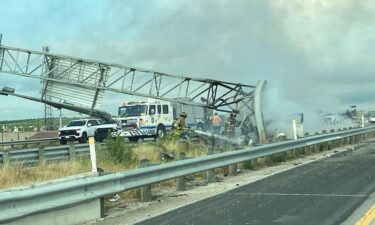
[{"xmin": 136, "ymin": 141, "xmax": 375, "ymax": 225}]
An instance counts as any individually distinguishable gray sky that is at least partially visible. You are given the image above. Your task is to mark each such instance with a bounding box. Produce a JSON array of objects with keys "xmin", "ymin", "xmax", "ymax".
[{"xmin": 1, "ymin": 0, "xmax": 375, "ymax": 120}]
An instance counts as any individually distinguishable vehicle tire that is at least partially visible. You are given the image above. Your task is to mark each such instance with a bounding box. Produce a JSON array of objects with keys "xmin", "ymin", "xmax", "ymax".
[
  {"xmin": 60, "ymin": 139, "xmax": 67, "ymax": 145},
  {"xmin": 128, "ymin": 137, "xmax": 138, "ymax": 142},
  {"xmin": 78, "ymin": 132, "xmax": 88, "ymax": 143},
  {"xmin": 156, "ymin": 125, "xmax": 166, "ymax": 139}
]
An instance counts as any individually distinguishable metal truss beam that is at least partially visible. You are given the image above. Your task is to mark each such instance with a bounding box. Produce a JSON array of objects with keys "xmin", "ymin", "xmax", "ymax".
[{"xmin": 0, "ymin": 44, "xmax": 257, "ymax": 113}]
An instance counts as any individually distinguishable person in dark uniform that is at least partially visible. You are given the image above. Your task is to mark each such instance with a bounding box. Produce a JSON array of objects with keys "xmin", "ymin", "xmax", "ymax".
[{"xmin": 225, "ymin": 112, "xmax": 237, "ymax": 137}]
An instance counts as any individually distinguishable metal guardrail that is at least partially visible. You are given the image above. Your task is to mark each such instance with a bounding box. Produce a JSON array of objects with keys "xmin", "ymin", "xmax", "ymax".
[
  {"xmin": 0, "ymin": 137, "xmax": 59, "ymax": 147},
  {"xmin": 0, "ymin": 144, "xmax": 89, "ymax": 165},
  {"xmin": 1, "ymin": 126, "xmax": 375, "ymax": 223}
]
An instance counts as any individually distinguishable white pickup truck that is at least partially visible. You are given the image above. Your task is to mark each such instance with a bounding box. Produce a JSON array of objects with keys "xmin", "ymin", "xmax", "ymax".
[{"xmin": 58, "ymin": 119, "xmax": 100, "ymax": 145}]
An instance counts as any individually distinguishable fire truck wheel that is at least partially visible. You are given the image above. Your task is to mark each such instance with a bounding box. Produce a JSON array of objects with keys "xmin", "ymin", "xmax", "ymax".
[
  {"xmin": 128, "ymin": 137, "xmax": 138, "ymax": 142},
  {"xmin": 156, "ymin": 125, "xmax": 166, "ymax": 139}
]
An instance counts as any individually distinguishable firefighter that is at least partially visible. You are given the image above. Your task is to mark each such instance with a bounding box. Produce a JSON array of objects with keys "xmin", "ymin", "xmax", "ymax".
[
  {"xmin": 224, "ymin": 112, "xmax": 237, "ymax": 137},
  {"xmin": 171, "ymin": 112, "xmax": 187, "ymax": 140}
]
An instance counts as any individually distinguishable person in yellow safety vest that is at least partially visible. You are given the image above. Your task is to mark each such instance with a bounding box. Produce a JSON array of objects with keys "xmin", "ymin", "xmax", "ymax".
[
  {"xmin": 171, "ymin": 112, "xmax": 187, "ymax": 140},
  {"xmin": 209, "ymin": 112, "xmax": 221, "ymax": 134}
]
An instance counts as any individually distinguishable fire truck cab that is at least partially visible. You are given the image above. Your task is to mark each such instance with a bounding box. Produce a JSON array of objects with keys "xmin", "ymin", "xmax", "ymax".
[{"xmin": 116, "ymin": 99, "xmax": 174, "ymax": 141}]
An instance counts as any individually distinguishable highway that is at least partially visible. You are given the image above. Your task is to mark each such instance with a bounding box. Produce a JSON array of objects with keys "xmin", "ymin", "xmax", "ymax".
[{"xmin": 136, "ymin": 140, "xmax": 375, "ymax": 225}]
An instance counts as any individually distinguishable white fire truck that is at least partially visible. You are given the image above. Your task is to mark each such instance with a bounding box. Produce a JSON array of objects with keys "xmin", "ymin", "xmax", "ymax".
[{"xmin": 115, "ymin": 99, "xmax": 207, "ymax": 141}]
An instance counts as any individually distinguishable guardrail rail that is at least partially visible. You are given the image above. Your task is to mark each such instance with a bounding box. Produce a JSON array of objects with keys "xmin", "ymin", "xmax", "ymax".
[{"xmin": 1, "ymin": 126, "xmax": 375, "ymax": 225}]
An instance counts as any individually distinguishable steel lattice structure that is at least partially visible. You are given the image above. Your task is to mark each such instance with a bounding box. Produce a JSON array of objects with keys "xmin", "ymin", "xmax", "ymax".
[
  {"xmin": 0, "ymin": 37, "xmax": 267, "ymax": 142},
  {"xmin": 0, "ymin": 44, "xmax": 256, "ymax": 110}
]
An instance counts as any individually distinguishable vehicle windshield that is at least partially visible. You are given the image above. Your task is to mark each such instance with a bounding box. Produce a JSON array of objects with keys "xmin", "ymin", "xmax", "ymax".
[
  {"xmin": 67, "ymin": 120, "xmax": 86, "ymax": 127},
  {"xmin": 101, "ymin": 119, "xmax": 117, "ymax": 125},
  {"xmin": 118, "ymin": 105, "xmax": 147, "ymax": 117}
]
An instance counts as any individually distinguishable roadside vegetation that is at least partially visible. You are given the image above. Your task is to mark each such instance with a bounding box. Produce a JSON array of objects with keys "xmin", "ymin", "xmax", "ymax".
[{"xmin": 0, "ymin": 136, "xmax": 210, "ymax": 190}]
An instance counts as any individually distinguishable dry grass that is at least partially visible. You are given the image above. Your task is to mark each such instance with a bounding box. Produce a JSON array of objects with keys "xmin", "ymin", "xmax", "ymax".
[
  {"xmin": 0, "ymin": 139, "xmax": 212, "ymax": 190},
  {"xmin": 0, "ymin": 159, "xmax": 91, "ymax": 189},
  {"xmin": 131, "ymin": 140, "xmax": 209, "ymax": 164}
]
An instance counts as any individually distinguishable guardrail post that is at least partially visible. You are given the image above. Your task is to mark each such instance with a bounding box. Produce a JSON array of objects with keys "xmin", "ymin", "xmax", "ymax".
[
  {"xmin": 328, "ymin": 130, "xmax": 335, "ymax": 149},
  {"xmin": 304, "ymin": 133, "xmax": 312, "ymax": 155},
  {"xmin": 229, "ymin": 162, "xmax": 237, "ymax": 176},
  {"xmin": 306, "ymin": 145, "xmax": 313, "ymax": 155},
  {"xmin": 350, "ymin": 135, "xmax": 356, "ymax": 145},
  {"xmin": 228, "ymin": 146, "xmax": 238, "ymax": 176},
  {"xmin": 140, "ymin": 183, "xmax": 152, "ymax": 202},
  {"xmin": 355, "ymin": 134, "xmax": 360, "ymax": 144},
  {"xmin": 321, "ymin": 130, "xmax": 329, "ymax": 151},
  {"xmin": 296, "ymin": 147, "xmax": 303, "ymax": 156},
  {"xmin": 343, "ymin": 128, "xmax": 350, "ymax": 144},
  {"xmin": 2, "ymin": 150, "xmax": 10, "ymax": 166},
  {"xmin": 336, "ymin": 129, "xmax": 343, "ymax": 146},
  {"xmin": 206, "ymin": 147, "xmax": 215, "ymax": 182},
  {"xmin": 281, "ymin": 151, "xmax": 288, "ymax": 161},
  {"xmin": 250, "ymin": 158, "xmax": 258, "ymax": 170},
  {"xmin": 343, "ymin": 134, "xmax": 348, "ymax": 145},
  {"xmin": 176, "ymin": 152, "xmax": 187, "ymax": 191},
  {"xmin": 288, "ymin": 149, "xmax": 296, "ymax": 158},
  {"xmin": 297, "ymin": 147, "xmax": 304, "ymax": 156},
  {"xmin": 313, "ymin": 132, "xmax": 320, "ymax": 153},
  {"xmin": 69, "ymin": 143, "xmax": 75, "ymax": 160},
  {"xmin": 265, "ymin": 155, "xmax": 274, "ymax": 166},
  {"xmin": 97, "ymin": 168, "xmax": 106, "ymax": 218},
  {"xmin": 140, "ymin": 159, "xmax": 152, "ymax": 202},
  {"xmin": 206, "ymin": 169, "xmax": 215, "ymax": 183},
  {"xmin": 38, "ymin": 146, "xmax": 45, "ymax": 164}
]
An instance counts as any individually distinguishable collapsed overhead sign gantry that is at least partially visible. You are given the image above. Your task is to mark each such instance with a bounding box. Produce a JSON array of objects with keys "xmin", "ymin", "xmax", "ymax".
[{"xmin": 0, "ymin": 36, "xmax": 267, "ymax": 142}]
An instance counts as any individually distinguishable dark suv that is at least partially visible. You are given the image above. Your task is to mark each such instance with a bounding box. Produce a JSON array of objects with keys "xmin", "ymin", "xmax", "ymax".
[{"xmin": 94, "ymin": 119, "xmax": 118, "ymax": 142}]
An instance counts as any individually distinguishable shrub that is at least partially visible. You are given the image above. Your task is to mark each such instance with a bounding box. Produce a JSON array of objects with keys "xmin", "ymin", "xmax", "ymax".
[{"xmin": 102, "ymin": 135, "xmax": 137, "ymax": 166}]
